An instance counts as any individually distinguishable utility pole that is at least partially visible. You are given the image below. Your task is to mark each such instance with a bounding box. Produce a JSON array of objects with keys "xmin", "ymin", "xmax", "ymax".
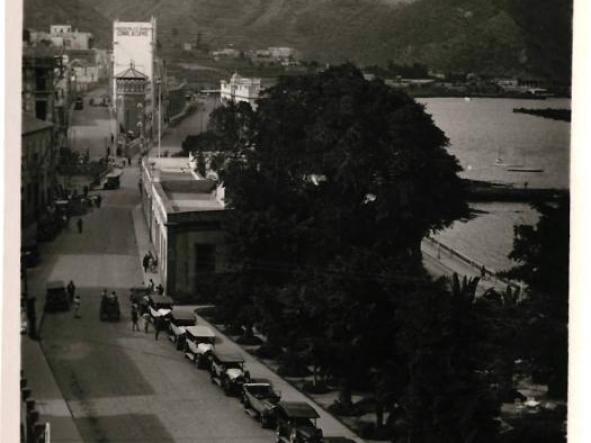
[{"xmin": 157, "ymin": 79, "xmax": 161, "ymax": 158}]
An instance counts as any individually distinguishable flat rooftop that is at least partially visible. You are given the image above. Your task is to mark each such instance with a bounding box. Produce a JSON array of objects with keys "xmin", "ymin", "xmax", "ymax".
[{"xmin": 145, "ymin": 157, "xmax": 225, "ymax": 213}]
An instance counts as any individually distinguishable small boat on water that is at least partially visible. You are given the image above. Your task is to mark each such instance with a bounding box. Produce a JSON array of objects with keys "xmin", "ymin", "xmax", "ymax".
[
  {"xmin": 506, "ymin": 167, "xmax": 544, "ymax": 173},
  {"xmin": 495, "ymin": 149, "xmax": 542, "ymax": 172}
]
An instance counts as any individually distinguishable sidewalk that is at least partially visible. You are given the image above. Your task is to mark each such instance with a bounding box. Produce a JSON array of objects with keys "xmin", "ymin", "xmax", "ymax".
[
  {"xmin": 131, "ymin": 204, "xmax": 162, "ymax": 288},
  {"xmin": 21, "ymin": 336, "xmax": 84, "ymax": 442},
  {"xmin": 421, "ymin": 238, "xmax": 511, "ymax": 295}
]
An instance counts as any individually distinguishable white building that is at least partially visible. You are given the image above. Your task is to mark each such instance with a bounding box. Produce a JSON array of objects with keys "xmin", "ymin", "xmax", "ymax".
[
  {"xmin": 220, "ymin": 73, "xmax": 261, "ymax": 109},
  {"xmin": 141, "ymin": 157, "xmax": 229, "ymax": 298},
  {"xmin": 113, "ymin": 18, "xmax": 160, "ymax": 143},
  {"xmin": 112, "ymin": 18, "xmax": 157, "ymax": 103},
  {"xmin": 30, "ymin": 25, "xmax": 93, "ymax": 50},
  {"xmin": 268, "ymin": 46, "xmax": 295, "ymax": 59}
]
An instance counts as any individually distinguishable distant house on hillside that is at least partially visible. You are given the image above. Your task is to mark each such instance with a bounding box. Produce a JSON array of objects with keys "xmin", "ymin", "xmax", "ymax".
[{"xmin": 212, "ymin": 48, "xmax": 241, "ymax": 60}]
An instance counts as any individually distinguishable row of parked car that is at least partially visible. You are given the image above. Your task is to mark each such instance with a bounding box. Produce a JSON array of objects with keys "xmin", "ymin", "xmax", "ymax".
[
  {"xmin": 43, "ymin": 286, "xmax": 354, "ymax": 442},
  {"xmin": 164, "ymin": 301, "xmax": 354, "ymax": 443}
]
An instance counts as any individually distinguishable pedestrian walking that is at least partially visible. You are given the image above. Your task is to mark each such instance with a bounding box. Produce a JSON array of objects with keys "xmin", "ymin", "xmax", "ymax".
[
  {"xmin": 143, "ymin": 311, "xmax": 150, "ymax": 333},
  {"xmin": 67, "ymin": 280, "xmax": 76, "ymax": 304},
  {"xmin": 156, "ymin": 283, "xmax": 164, "ymax": 295},
  {"xmin": 148, "ymin": 278, "xmax": 155, "ymax": 293},
  {"xmin": 77, "ymin": 218, "xmax": 83, "ymax": 233},
  {"xmin": 73, "ymin": 293, "xmax": 81, "ymax": 318},
  {"xmin": 142, "ymin": 254, "xmax": 149, "ymax": 273},
  {"xmin": 154, "ymin": 315, "xmax": 165, "ymax": 340},
  {"xmin": 96, "ymin": 194, "xmax": 102, "ymax": 208},
  {"xmin": 131, "ymin": 304, "xmax": 140, "ymax": 331},
  {"xmin": 481, "ymin": 265, "xmax": 487, "ymax": 280}
]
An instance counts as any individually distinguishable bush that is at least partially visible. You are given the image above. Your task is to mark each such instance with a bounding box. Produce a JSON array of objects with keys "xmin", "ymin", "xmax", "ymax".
[
  {"xmin": 302, "ymin": 380, "xmax": 332, "ymax": 394},
  {"xmin": 327, "ymin": 400, "xmax": 365, "ymax": 417},
  {"xmin": 277, "ymin": 350, "xmax": 311, "ymax": 377},
  {"xmin": 255, "ymin": 343, "xmax": 283, "ymax": 359},
  {"xmin": 358, "ymin": 422, "xmax": 394, "ymax": 440},
  {"xmin": 236, "ymin": 334, "xmax": 264, "ymax": 346}
]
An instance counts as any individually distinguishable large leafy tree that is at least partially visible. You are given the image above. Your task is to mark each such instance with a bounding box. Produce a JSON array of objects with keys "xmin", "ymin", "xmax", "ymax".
[
  {"xmin": 209, "ymin": 64, "xmax": 470, "ymax": 422},
  {"xmin": 504, "ymin": 195, "xmax": 569, "ymax": 398},
  {"xmin": 221, "ymin": 64, "xmax": 467, "ymax": 268}
]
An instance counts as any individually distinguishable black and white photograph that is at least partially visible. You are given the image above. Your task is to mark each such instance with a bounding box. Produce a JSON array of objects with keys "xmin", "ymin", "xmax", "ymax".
[{"xmin": 6, "ymin": 0, "xmax": 582, "ymax": 442}]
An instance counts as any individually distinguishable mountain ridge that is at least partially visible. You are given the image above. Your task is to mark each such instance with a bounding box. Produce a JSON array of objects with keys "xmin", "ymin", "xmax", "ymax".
[{"xmin": 24, "ymin": 0, "xmax": 572, "ymax": 81}]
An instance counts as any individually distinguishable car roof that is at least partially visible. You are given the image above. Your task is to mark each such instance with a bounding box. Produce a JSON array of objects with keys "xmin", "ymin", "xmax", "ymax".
[
  {"xmin": 47, "ymin": 281, "xmax": 66, "ymax": 289},
  {"xmin": 212, "ymin": 350, "xmax": 244, "ymax": 363},
  {"xmin": 149, "ymin": 295, "xmax": 174, "ymax": 305},
  {"xmin": 244, "ymin": 378, "xmax": 272, "ymax": 386},
  {"xmin": 185, "ymin": 325, "xmax": 215, "ymax": 338},
  {"xmin": 278, "ymin": 402, "xmax": 319, "ymax": 419},
  {"xmin": 170, "ymin": 308, "xmax": 195, "ymax": 321}
]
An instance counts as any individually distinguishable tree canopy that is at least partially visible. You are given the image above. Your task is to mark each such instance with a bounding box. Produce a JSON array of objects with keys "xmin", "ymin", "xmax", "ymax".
[{"xmin": 504, "ymin": 195, "xmax": 569, "ymax": 398}]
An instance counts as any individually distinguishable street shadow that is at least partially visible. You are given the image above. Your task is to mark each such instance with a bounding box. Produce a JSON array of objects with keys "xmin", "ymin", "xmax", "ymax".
[
  {"xmin": 75, "ymin": 413, "xmax": 174, "ymax": 442},
  {"xmin": 41, "ymin": 287, "xmax": 155, "ymax": 399}
]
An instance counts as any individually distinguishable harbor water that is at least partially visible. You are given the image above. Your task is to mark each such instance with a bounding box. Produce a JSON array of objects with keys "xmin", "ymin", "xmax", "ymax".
[{"xmin": 419, "ymin": 97, "xmax": 571, "ymax": 272}]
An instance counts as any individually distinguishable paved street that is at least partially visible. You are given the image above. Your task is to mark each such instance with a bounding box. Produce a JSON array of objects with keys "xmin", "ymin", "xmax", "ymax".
[
  {"xmin": 31, "ymin": 166, "xmax": 273, "ymax": 442},
  {"xmin": 69, "ymin": 86, "xmax": 116, "ymax": 160},
  {"xmin": 158, "ymin": 95, "xmax": 218, "ymax": 156}
]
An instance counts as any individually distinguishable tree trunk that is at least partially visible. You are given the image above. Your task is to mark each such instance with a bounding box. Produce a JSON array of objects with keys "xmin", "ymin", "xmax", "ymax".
[
  {"xmin": 375, "ymin": 399, "xmax": 384, "ymax": 429},
  {"xmin": 339, "ymin": 382, "xmax": 352, "ymax": 406}
]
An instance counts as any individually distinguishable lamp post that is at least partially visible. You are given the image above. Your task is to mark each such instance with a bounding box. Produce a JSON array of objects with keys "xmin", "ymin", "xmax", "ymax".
[
  {"xmin": 137, "ymin": 101, "xmax": 145, "ymax": 153},
  {"xmin": 156, "ymin": 79, "xmax": 162, "ymax": 158}
]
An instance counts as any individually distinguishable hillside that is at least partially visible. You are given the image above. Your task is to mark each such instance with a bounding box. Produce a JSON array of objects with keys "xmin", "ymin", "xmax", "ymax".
[
  {"xmin": 23, "ymin": 0, "xmax": 112, "ymax": 47},
  {"xmin": 23, "ymin": 0, "xmax": 572, "ymax": 81}
]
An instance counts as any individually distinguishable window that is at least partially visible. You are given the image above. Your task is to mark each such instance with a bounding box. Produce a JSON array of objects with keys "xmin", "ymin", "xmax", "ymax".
[
  {"xmin": 194, "ymin": 244, "xmax": 215, "ymax": 273},
  {"xmin": 35, "ymin": 68, "xmax": 47, "ymax": 91},
  {"xmin": 35, "ymin": 100, "xmax": 48, "ymax": 120}
]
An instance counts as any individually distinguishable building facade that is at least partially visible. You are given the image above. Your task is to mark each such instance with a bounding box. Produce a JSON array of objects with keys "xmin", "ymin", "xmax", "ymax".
[
  {"xmin": 21, "ymin": 114, "xmax": 55, "ymax": 246},
  {"xmin": 220, "ymin": 73, "xmax": 261, "ymax": 109},
  {"xmin": 22, "ymin": 47, "xmax": 59, "ymax": 122},
  {"xmin": 115, "ymin": 64, "xmax": 148, "ymax": 139},
  {"xmin": 141, "ymin": 157, "xmax": 228, "ymax": 298}
]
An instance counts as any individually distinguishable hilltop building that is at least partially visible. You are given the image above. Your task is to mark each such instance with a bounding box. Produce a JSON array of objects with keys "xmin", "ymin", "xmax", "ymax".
[
  {"xmin": 30, "ymin": 25, "xmax": 93, "ymax": 50},
  {"xmin": 140, "ymin": 157, "xmax": 228, "ymax": 298},
  {"xmin": 220, "ymin": 73, "xmax": 261, "ymax": 109}
]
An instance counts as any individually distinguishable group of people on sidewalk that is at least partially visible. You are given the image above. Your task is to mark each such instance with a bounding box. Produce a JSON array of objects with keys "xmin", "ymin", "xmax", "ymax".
[
  {"xmin": 130, "ymin": 294, "xmax": 168, "ymax": 340},
  {"xmin": 142, "ymin": 251, "xmax": 158, "ymax": 273}
]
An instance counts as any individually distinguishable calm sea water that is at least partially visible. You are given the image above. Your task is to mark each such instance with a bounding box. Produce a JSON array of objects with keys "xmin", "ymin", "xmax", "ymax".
[{"xmin": 418, "ymin": 97, "xmax": 571, "ymax": 272}]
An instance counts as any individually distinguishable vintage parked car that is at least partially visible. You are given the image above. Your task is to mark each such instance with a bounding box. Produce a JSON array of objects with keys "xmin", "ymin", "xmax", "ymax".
[
  {"xmin": 168, "ymin": 309, "xmax": 197, "ymax": 350},
  {"xmin": 148, "ymin": 294, "xmax": 174, "ymax": 326},
  {"xmin": 184, "ymin": 325, "xmax": 216, "ymax": 368},
  {"xmin": 209, "ymin": 350, "xmax": 249, "ymax": 396},
  {"xmin": 242, "ymin": 379, "xmax": 281, "ymax": 428},
  {"xmin": 21, "ymin": 244, "xmax": 41, "ymax": 268},
  {"xmin": 45, "ymin": 281, "xmax": 70, "ymax": 312},
  {"xmin": 103, "ymin": 169, "xmax": 123, "ymax": 190},
  {"xmin": 74, "ymin": 97, "xmax": 84, "ymax": 110},
  {"xmin": 274, "ymin": 402, "xmax": 323, "ymax": 443},
  {"xmin": 100, "ymin": 293, "xmax": 121, "ymax": 322}
]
